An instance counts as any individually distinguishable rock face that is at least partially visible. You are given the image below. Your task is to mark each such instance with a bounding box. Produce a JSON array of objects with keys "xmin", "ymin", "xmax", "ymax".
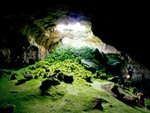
[
  {"xmin": 0, "ymin": 6, "xmax": 120, "ymax": 69},
  {"xmin": 0, "ymin": 33, "xmax": 39, "ymax": 69}
]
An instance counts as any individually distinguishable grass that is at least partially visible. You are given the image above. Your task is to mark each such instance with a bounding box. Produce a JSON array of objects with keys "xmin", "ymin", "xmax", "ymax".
[
  {"xmin": 1, "ymin": 75, "xmax": 149, "ymax": 113},
  {"xmin": 0, "ymin": 46, "xmax": 150, "ymax": 113}
]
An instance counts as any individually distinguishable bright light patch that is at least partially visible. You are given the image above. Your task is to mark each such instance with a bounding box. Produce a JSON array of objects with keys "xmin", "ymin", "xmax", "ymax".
[
  {"xmin": 55, "ymin": 21, "xmax": 97, "ymax": 49},
  {"xmin": 126, "ymin": 74, "xmax": 130, "ymax": 79},
  {"xmin": 62, "ymin": 37, "xmax": 92, "ymax": 48},
  {"xmin": 56, "ymin": 23, "xmax": 86, "ymax": 32}
]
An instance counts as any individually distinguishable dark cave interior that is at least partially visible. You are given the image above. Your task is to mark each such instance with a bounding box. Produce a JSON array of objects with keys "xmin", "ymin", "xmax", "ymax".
[{"xmin": 0, "ymin": 0, "xmax": 149, "ymax": 68}]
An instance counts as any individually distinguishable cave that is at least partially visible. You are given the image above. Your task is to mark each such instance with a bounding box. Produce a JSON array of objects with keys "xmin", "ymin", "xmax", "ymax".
[{"xmin": 0, "ymin": 1, "xmax": 150, "ymax": 113}]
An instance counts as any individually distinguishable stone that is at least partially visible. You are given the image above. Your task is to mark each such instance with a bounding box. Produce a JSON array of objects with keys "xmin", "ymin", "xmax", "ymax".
[
  {"xmin": 24, "ymin": 74, "xmax": 33, "ymax": 80},
  {"xmin": 15, "ymin": 79, "xmax": 26, "ymax": 85},
  {"xmin": 63, "ymin": 75, "xmax": 74, "ymax": 83},
  {"xmin": 92, "ymin": 97, "xmax": 108, "ymax": 110},
  {"xmin": 84, "ymin": 75, "xmax": 92, "ymax": 83},
  {"xmin": 10, "ymin": 74, "xmax": 17, "ymax": 80},
  {"xmin": 81, "ymin": 58, "xmax": 99, "ymax": 73},
  {"xmin": 34, "ymin": 75, "xmax": 38, "ymax": 79},
  {"xmin": 91, "ymin": 48, "xmax": 108, "ymax": 65},
  {"xmin": 40, "ymin": 78, "xmax": 60, "ymax": 93},
  {"xmin": 57, "ymin": 73, "xmax": 64, "ymax": 81},
  {"xmin": 108, "ymin": 76, "xmax": 119, "ymax": 83}
]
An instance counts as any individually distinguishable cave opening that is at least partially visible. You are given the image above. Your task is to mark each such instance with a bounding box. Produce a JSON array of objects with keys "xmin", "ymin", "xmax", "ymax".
[{"xmin": 0, "ymin": 1, "xmax": 150, "ymax": 113}]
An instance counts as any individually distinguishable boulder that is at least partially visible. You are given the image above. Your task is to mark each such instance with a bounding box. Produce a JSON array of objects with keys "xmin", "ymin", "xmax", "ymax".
[
  {"xmin": 84, "ymin": 75, "xmax": 92, "ymax": 83},
  {"xmin": 81, "ymin": 58, "xmax": 99, "ymax": 73},
  {"xmin": 91, "ymin": 48, "xmax": 108, "ymax": 65},
  {"xmin": 40, "ymin": 78, "xmax": 60, "ymax": 93},
  {"xmin": 63, "ymin": 75, "xmax": 74, "ymax": 83}
]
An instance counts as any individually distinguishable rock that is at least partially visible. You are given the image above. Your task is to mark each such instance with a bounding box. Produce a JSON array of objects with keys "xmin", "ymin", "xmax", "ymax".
[
  {"xmin": 49, "ymin": 73, "xmax": 57, "ymax": 78},
  {"xmin": 10, "ymin": 74, "xmax": 17, "ymax": 80},
  {"xmin": 92, "ymin": 48, "xmax": 108, "ymax": 65},
  {"xmin": 84, "ymin": 75, "xmax": 92, "ymax": 83},
  {"xmin": 46, "ymin": 68, "xmax": 50, "ymax": 72},
  {"xmin": 108, "ymin": 76, "xmax": 119, "ymax": 83},
  {"xmin": 57, "ymin": 73, "xmax": 64, "ymax": 81},
  {"xmin": 92, "ymin": 97, "xmax": 108, "ymax": 110},
  {"xmin": 15, "ymin": 79, "xmax": 26, "ymax": 85},
  {"xmin": 101, "ymin": 44, "xmax": 120, "ymax": 54},
  {"xmin": 43, "ymin": 73, "xmax": 48, "ymax": 78},
  {"xmin": 122, "ymin": 96, "xmax": 137, "ymax": 106},
  {"xmin": 111, "ymin": 84, "xmax": 125, "ymax": 99},
  {"xmin": 24, "ymin": 74, "xmax": 33, "ymax": 80},
  {"xmin": 54, "ymin": 69, "xmax": 61, "ymax": 73},
  {"xmin": 81, "ymin": 58, "xmax": 99, "ymax": 73},
  {"xmin": 63, "ymin": 75, "xmax": 74, "ymax": 83},
  {"xmin": 40, "ymin": 78, "xmax": 60, "ymax": 93},
  {"xmin": 34, "ymin": 75, "xmax": 38, "ymax": 79},
  {"xmin": 136, "ymin": 92, "xmax": 145, "ymax": 107}
]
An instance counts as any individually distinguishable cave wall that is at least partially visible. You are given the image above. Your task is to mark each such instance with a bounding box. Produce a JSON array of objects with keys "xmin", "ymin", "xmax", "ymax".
[
  {"xmin": 90, "ymin": 2, "xmax": 149, "ymax": 68},
  {"xmin": 0, "ymin": 0, "xmax": 149, "ymax": 69},
  {"xmin": 0, "ymin": 27, "xmax": 39, "ymax": 69}
]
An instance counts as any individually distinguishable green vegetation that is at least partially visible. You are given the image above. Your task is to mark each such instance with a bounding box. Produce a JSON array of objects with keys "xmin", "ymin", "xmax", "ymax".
[{"xmin": 0, "ymin": 46, "xmax": 149, "ymax": 113}]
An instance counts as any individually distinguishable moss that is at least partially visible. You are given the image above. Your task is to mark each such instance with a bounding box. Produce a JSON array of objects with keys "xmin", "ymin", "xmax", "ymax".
[
  {"xmin": 1, "ymin": 45, "xmax": 149, "ymax": 113},
  {"xmin": 46, "ymin": 85, "xmax": 67, "ymax": 100},
  {"xmin": 145, "ymin": 99, "xmax": 150, "ymax": 110}
]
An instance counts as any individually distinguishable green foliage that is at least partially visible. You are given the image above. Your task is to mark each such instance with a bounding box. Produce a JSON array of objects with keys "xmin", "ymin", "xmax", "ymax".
[
  {"xmin": 1, "ymin": 45, "xmax": 150, "ymax": 113},
  {"xmin": 145, "ymin": 99, "xmax": 150, "ymax": 110},
  {"xmin": 45, "ymin": 46, "xmax": 98, "ymax": 64},
  {"xmin": 106, "ymin": 53, "xmax": 123, "ymax": 63},
  {"xmin": 105, "ymin": 73, "xmax": 112, "ymax": 78},
  {"xmin": 128, "ymin": 87, "xmax": 138, "ymax": 96}
]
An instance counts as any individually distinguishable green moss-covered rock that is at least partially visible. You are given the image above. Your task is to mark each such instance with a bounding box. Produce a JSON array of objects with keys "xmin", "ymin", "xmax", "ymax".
[
  {"xmin": 63, "ymin": 74, "xmax": 74, "ymax": 83},
  {"xmin": 40, "ymin": 78, "xmax": 60, "ymax": 94}
]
